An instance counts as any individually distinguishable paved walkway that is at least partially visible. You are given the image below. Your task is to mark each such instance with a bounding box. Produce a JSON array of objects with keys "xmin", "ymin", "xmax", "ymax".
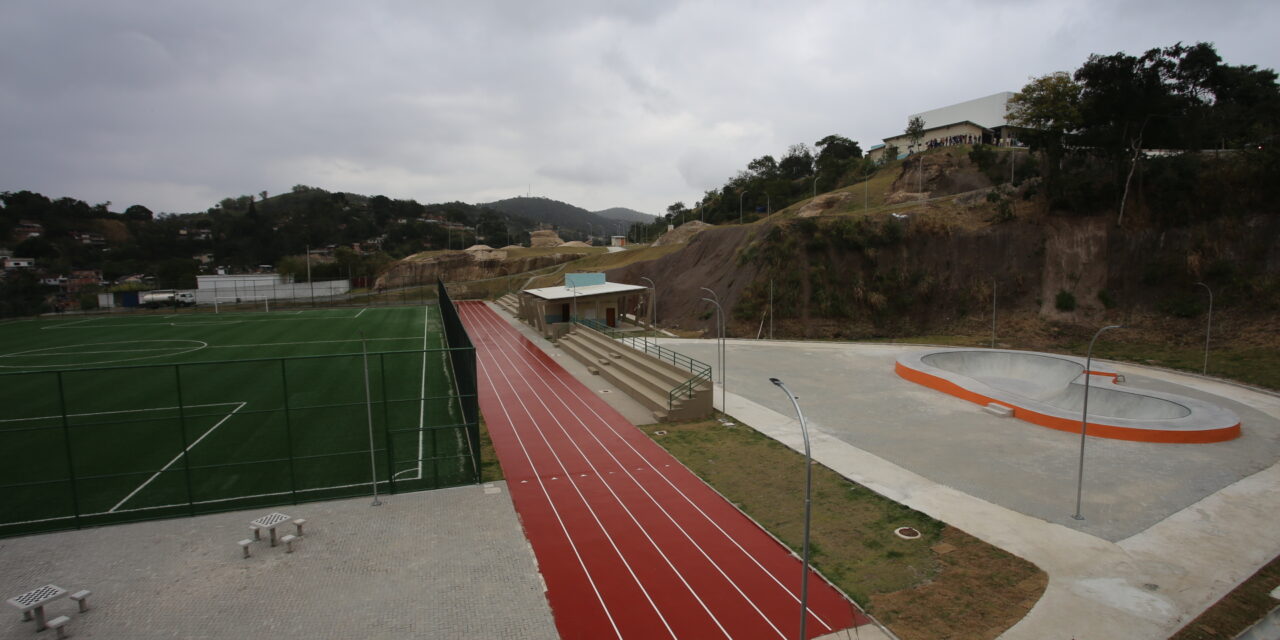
[
  {"xmin": 661, "ymin": 338, "xmax": 1280, "ymax": 640},
  {"xmin": 0, "ymin": 483, "xmax": 557, "ymax": 640}
]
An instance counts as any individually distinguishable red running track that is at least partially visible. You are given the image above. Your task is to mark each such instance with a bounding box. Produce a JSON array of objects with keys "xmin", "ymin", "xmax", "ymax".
[{"xmin": 458, "ymin": 301, "xmax": 868, "ymax": 639}]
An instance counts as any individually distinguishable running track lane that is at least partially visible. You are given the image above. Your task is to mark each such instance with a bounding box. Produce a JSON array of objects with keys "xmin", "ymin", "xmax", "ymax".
[{"xmin": 458, "ymin": 301, "xmax": 869, "ymax": 639}]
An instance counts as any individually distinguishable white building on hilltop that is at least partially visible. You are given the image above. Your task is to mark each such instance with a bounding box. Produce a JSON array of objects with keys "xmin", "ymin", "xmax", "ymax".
[{"xmin": 868, "ymin": 92, "xmax": 1027, "ymax": 163}]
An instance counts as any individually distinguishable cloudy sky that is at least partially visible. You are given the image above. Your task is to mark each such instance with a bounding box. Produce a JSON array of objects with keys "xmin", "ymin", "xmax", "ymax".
[{"xmin": 2, "ymin": 1, "xmax": 1277, "ymax": 216}]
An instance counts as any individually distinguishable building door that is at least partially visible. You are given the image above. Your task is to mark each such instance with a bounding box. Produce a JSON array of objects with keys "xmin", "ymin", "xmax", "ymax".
[
  {"xmin": 561, "ymin": 303, "xmax": 571, "ymax": 322},
  {"xmin": 606, "ymin": 307, "xmax": 616, "ymax": 327}
]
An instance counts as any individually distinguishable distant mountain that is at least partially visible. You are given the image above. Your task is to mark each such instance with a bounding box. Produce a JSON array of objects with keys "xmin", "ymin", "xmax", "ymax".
[
  {"xmin": 593, "ymin": 207, "xmax": 654, "ymax": 224},
  {"xmin": 481, "ymin": 196, "xmax": 632, "ymax": 236}
]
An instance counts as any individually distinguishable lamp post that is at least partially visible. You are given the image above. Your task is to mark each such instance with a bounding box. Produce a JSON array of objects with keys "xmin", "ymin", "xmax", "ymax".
[
  {"xmin": 812, "ymin": 174, "xmax": 819, "ymax": 199},
  {"xmin": 640, "ymin": 276, "xmax": 656, "ymax": 328},
  {"xmin": 739, "ymin": 191, "xmax": 746, "ymax": 225},
  {"xmin": 991, "ymin": 281, "xmax": 997, "ymax": 349},
  {"xmin": 700, "ymin": 289, "xmax": 725, "ymax": 412},
  {"xmin": 769, "ymin": 377, "xmax": 813, "ymax": 640},
  {"xmin": 1072, "ymin": 324, "xmax": 1122, "ymax": 521},
  {"xmin": 1196, "ymin": 282, "xmax": 1212, "ymax": 375}
]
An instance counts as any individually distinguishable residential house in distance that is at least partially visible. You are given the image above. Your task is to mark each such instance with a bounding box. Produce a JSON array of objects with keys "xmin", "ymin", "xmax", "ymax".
[
  {"xmin": 12, "ymin": 220, "xmax": 43, "ymax": 241},
  {"xmin": 2, "ymin": 256, "xmax": 35, "ymax": 270}
]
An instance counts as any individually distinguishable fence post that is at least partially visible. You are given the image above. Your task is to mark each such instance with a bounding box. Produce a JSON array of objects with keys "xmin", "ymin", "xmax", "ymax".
[
  {"xmin": 55, "ymin": 371, "xmax": 84, "ymax": 530},
  {"xmin": 279, "ymin": 359, "xmax": 299, "ymax": 504},
  {"xmin": 361, "ymin": 337, "xmax": 383, "ymax": 506},
  {"xmin": 173, "ymin": 365, "xmax": 197, "ymax": 516},
  {"xmin": 380, "ymin": 353, "xmax": 396, "ymax": 494}
]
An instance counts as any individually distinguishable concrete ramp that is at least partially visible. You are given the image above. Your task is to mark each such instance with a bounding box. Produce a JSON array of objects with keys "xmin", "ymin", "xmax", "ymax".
[{"xmin": 898, "ymin": 349, "xmax": 1240, "ymax": 443}]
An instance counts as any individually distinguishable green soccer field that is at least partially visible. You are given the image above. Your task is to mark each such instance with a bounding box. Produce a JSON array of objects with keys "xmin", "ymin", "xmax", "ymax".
[{"xmin": 0, "ymin": 305, "xmax": 477, "ymax": 538}]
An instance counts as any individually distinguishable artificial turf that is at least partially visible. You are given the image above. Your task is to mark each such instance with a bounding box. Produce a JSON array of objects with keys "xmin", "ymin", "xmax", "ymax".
[{"xmin": 0, "ymin": 305, "xmax": 474, "ymax": 537}]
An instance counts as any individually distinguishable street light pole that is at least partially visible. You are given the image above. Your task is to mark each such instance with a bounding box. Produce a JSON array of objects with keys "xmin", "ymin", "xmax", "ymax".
[
  {"xmin": 640, "ymin": 276, "xmax": 656, "ymax": 329},
  {"xmin": 739, "ymin": 191, "xmax": 746, "ymax": 225},
  {"xmin": 1196, "ymin": 282, "xmax": 1213, "ymax": 375},
  {"xmin": 770, "ymin": 377, "xmax": 813, "ymax": 640},
  {"xmin": 701, "ymin": 297, "xmax": 725, "ymax": 412},
  {"xmin": 812, "ymin": 174, "xmax": 819, "ymax": 199},
  {"xmin": 991, "ymin": 281, "xmax": 997, "ymax": 349},
  {"xmin": 1072, "ymin": 324, "xmax": 1122, "ymax": 521}
]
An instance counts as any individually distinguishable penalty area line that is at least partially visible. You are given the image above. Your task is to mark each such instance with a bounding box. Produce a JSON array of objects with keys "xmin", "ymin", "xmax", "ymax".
[{"xmin": 108, "ymin": 401, "xmax": 247, "ymax": 513}]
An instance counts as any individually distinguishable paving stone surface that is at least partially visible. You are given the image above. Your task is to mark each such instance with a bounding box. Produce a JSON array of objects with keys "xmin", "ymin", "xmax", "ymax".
[{"xmin": 0, "ymin": 482, "xmax": 557, "ymax": 640}]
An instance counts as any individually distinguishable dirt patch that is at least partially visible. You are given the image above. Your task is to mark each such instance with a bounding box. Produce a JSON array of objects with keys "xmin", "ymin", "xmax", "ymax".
[
  {"xmin": 869, "ymin": 528, "xmax": 1047, "ymax": 640},
  {"xmin": 653, "ymin": 220, "xmax": 714, "ymax": 245},
  {"xmin": 1168, "ymin": 550, "xmax": 1280, "ymax": 639},
  {"xmin": 607, "ymin": 224, "xmax": 760, "ymax": 332},
  {"xmin": 640, "ymin": 418, "xmax": 1046, "ymax": 639},
  {"xmin": 795, "ymin": 193, "xmax": 853, "ymax": 218}
]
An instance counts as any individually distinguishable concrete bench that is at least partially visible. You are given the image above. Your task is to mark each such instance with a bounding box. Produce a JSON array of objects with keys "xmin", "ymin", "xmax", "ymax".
[
  {"xmin": 238, "ymin": 539, "xmax": 254, "ymax": 558},
  {"xmin": 249, "ymin": 525, "xmax": 261, "ymax": 541},
  {"xmin": 292, "ymin": 518, "xmax": 306, "ymax": 536},
  {"xmin": 281, "ymin": 534, "xmax": 299, "ymax": 553},
  {"xmin": 47, "ymin": 615, "xmax": 70, "ymax": 639},
  {"xmin": 70, "ymin": 590, "xmax": 91, "ymax": 612}
]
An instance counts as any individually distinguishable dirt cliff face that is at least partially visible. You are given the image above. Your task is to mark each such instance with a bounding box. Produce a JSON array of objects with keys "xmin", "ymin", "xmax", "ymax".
[
  {"xmin": 606, "ymin": 225, "xmax": 759, "ymax": 333},
  {"xmin": 375, "ymin": 251, "xmax": 580, "ymax": 289},
  {"xmin": 603, "ymin": 210, "xmax": 1280, "ymax": 340}
]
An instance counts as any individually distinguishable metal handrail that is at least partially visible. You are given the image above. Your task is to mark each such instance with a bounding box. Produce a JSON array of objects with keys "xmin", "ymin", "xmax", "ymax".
[{"xmin": 571, "ymin": 318, "xmax": 712, "ymax": 410}]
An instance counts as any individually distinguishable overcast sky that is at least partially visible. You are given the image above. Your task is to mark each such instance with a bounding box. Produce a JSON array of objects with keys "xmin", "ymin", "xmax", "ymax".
[{"xmin": 2, "ymin": 0, "xmax": 1277, "ymax": 216}]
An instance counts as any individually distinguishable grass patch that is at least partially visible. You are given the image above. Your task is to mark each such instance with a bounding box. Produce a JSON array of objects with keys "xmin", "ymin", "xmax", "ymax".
[
  {"xmin": 1169, "ymin": 552, "xmax": 1280, "ymax": 639},
  {"xmin": 638, "ymin": 417, "xmax": 1046, "ymax": 639}
]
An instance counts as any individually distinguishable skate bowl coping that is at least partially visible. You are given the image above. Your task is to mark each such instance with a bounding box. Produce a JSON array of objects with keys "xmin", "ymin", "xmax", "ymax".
[{"xmin": 895, "ymin": 349, "xmax": 1241, "ymax": 444}]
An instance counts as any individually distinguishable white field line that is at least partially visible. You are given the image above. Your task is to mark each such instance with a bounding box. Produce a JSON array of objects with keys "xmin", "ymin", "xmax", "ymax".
[
  {"xmin": 355, "ymin": 307, "xmax": 367, "ymax": 318},
  {"xmin": 107, "ymin": 401, "xmax": 248, "ymax": 513},
  {"xmin": 208, "ymin": 337, "xmax": 418, "ymax": 349},
  {"xmin": 1, "ymin": 347, "xmax": 192, "ymax": 357},
  {"xmin": 0, "ymin": 402, "xmax": 241, "ymax": 424},
  {"xmin": 43, "ymin": 312, "xmax": 365, "ymax": 330},
  {"xmin": 3, "ymin": 479, "xmax": 395, "ymax": 528},
  {"xmin": 391, "ymin": 306, "xmax": 431, "ymax": 482}
]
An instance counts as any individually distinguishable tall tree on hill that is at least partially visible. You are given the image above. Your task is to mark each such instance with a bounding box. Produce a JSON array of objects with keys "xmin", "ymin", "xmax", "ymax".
[
  {"xmin": 814, "ymin": 135, "xmax": 862, "ymax": 191},
  {"xmin": 906, "ymin": 116, "xmax": 925, "ymax": 192},
  {"xmin": 1007, "ymin": 71, "xmax": 1083, "ymax": 185}
]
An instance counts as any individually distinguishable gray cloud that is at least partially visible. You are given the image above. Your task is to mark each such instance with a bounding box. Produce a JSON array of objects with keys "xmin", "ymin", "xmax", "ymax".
[{"xmin": 1, "ymin": 0, "xmax": 1278, "ymax": 215}]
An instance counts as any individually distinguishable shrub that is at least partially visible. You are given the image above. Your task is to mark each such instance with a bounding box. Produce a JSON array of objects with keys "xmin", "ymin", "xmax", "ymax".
[{"xmin": 1055, "ymin": 289, "xmax": 1077, "ymax": 311}]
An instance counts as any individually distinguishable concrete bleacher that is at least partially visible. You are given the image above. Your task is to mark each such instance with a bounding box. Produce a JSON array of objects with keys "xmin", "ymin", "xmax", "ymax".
[
  {"xmin": 556, "ymin": 325, "xmax": 712, "ymax": 423},
  {"xmin": 496, "ymin": 293, "xmax": 520, "ymax": 316}
]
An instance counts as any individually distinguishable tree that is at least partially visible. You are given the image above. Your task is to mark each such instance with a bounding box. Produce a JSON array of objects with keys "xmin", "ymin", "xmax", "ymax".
[
  {"xmin": 747, "ymin": 155, "xmax": 778, "ymax": 179},
  {"xmin": 124, "ymin": 204, "xmax": 154, "ymax": 221},
  {"xmin": 778, "ymin": 143, "xmax": 815, "ymax": 180},
  {"xmin": 814, "ymin": 134, "xmax": 863, "ymax": 190},
  {"xmin": 906, "ymin": 116, "xmax": 926, "ymax": 192},
  {"xmin": 1007, "ymin": 72, "xmax": 1083, "ymax": 182},
  {"xmin": 666, "ymin": 201, "xmax": 688, "ymax": 225},
  {"xmin": 905, "ymin": 116, "xmax": 926, "ymax": 153}
]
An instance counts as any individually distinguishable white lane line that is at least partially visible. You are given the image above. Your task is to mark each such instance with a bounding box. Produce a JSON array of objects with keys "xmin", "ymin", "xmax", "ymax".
[
  {"xmin": 107, "ymin": 401, "xmax": 248, "ymax": 513},
  {"xmin": 467, "ymin": 315, "xmax": 624, "ymax": 640},
  {"xmin": 469, "ymin": 303, "xmax": 836, "ymax": 633},
  {"xmin": 465, "ymin": 305, "xmax": 732, "ymax": 638}
]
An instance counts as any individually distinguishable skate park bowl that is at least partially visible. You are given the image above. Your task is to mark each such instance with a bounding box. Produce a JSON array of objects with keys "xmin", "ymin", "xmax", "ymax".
[{"xmin": 895, "ymin": 349, "xmax": 1241, "ymax": 443}]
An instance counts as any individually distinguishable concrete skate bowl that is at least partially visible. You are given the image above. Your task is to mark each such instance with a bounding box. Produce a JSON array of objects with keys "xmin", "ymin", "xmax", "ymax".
[{"xmin": 895, "ymin": 349, "xmax": 1241, "ymax": 443}]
